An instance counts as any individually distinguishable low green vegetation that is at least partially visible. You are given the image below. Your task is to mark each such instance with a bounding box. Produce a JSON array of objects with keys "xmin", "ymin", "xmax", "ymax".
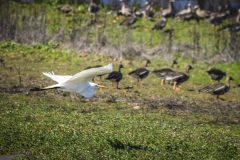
[
  {"xmin": 0, "ymin": 1, "xmax": 240, "ymax": 159},
  {"xmin": 0, "ymin": 42, "xmax": 240, "ymax": 159}
]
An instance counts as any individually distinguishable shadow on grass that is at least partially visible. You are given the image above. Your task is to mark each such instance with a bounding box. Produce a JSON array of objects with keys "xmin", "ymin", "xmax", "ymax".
[{"xmin": 107, "ymin": 138, "xmax": 147, "ymax": 150}]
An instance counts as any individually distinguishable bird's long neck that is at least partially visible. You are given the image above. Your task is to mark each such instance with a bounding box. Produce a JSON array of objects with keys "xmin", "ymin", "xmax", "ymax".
[
  {"xmin": 187, "ymin": 5, "xmax": 191, "ymax": 12},
  {"xmin": 118, "ymin": 66, "xmax": 122, "ymax": 72},
  {"xmin": 185, "ymin": 68, "xmax": 190, "ymax": 75},
  {"xmin": 171, "ymin": 62, "xmax": 175, "ymax": 68},
  {"xmin": 236, "ymin": 10, "xmax": 240, "ymax": 23},
  {"xmin": 145, "ymin": 62, "xmax": 149, "ymax": 68},
  {"xmin": 169, "ymin": 1, "xmax": 173, "ymax": 11},
  {"xmin": 147, "ymin": 3, "xmax": 153, "ymax": 11},
  {"xmin": 132, "ymin": 12, "xmax": 136, "ymax": 18},
  {"xmin": 196, "ymin": 7, "xmax": 201, "ymax": 13},
  {"xmin": 217, "ymin": 6, "xmax": 222, "ymax": 16},
  {"xmin": 146, "ymin": 4, "xmax": 151, "ymax": 11},
  {"xmin": 122, "ymin": 0, "xmax": 127, "ymax": 8},
  {"xmin": 161, "ymin": 17, "xmax": 166, "ymax": 21},
  {"xmin": 226, "ymin": 79, "xmax": 230, "ymax": 87}
]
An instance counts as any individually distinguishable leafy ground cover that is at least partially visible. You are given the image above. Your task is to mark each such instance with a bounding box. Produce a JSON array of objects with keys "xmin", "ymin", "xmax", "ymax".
[{"xmin": 0, "ymin": 42, "xmax": 240, "ymax": 159}]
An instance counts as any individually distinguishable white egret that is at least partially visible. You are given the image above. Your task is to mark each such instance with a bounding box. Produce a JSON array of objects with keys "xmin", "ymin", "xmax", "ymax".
[{"xmin": 31, "ymin": 63, "xmax": 113, "ymax": 98}]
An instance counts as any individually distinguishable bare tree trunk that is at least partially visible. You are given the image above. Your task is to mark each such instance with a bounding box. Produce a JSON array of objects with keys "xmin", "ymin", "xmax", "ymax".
[{"xmin": 0, "ymin": 0, "xmax": 10, "ymax": 40}]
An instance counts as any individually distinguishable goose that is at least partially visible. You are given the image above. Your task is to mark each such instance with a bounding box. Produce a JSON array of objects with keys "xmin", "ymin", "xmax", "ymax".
[
  {"xmin": 164, "ymin": 65, "xmax": 193, "ymax": 91},
  {"xmin": 128, "ymin": 60, "xmax": 151, "ymax": 85},
  {"xmin": 162, "ymin": 0, "xmax": 174, "ymax": 17},
  {"xmin": 119, "ymin": 8, "xmax": 137, "ymax": 28},
  {"xmin": 206, "ymin": 67, "xmax": 226, "ymax": 84},
  {"xmin": 119, "ymin": 0, "xmax": 132, "ymax": 17},
  {"xmin": 175, "ymin": 3, "xmax": 199, "ymax": 23},
  {"xmin": 135, "ymin": 1, "xmax": 151, "ymax": 17},
  {"xmin": 220, "ymin": 4, "xmax": 230, "ymax": 20},
  {"xmin": 88, "ymin": 0, "xmax": 100, "ymax": 20},
  {"xmin": 143, "ymin": 1, "xmax": 155, "ymax": 19},
  {"xmin": 58, "ymin": 5, "xmax": 75, "ymax": 14},
  {"xmin": 151, "ymin": 14, "xmax": 167, "ymax": 30},
  {"xmin": 218, "ymin": 9, "xmax": 240, "ymax": 32},
  {"xmin": 209, "ymin": 6, "xmax": 223, "ymax": 29},
  {"xmin": 106, "ymin": 64, "xmax": 124, "ymax": 89},
  {"xmin": 152, "ymin": 60, "xmax": 178, "ymax": 85},
  {"xmin": 194, "ymin": 5, "xmax": 210, "ymax": 19},
  {"xmin": 175, "ymin": 3, "xmax": 191, "ymax": 17},
  {"xmin": 107, "ymin": 5, "xmax": 122, "ymax": 16},
  {"xmin": 177, "ymin": 12, "xmax": 199, "ymax": 23},
  {"xmin": 199, "ymin": 76, "xmax": 234, "ymax": 100},
  {"xmin": 210, "ymin": 6, "xmax": 221, "ymax": 17}
]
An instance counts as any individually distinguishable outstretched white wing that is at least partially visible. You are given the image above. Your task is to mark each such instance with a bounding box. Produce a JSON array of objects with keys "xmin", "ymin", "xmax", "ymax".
[
  {"xmin": 64, "ymin": 63, "xmax": 113, "ymax": 84},
  {"xmin": 42, "ymin": 71, "xmax": 72, "ymax": 84}
]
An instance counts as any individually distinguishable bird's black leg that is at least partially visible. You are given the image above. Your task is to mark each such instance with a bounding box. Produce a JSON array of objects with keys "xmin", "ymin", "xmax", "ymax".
[{"xmin": 116, "ymin": 82, "xmax": 119, "ymax": 89}]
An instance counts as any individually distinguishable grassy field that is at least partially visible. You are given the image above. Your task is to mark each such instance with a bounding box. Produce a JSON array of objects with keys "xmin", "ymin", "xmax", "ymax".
[{"xmin": 0, "ymin": 41, "xmax": 240, "ymax": 159}]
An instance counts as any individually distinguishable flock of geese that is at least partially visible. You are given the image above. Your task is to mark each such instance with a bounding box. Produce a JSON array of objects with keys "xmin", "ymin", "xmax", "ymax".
[
  {"xmin": 56, "ymin": 0, "xmax": 240, "ymax": 33},
  {"xmin": 85, "ymin": 60, "xmax": 233, "ymax": 100},
  {"xmin": 56, "ymin": 0, "xmax": 240, "ymax": 31}
]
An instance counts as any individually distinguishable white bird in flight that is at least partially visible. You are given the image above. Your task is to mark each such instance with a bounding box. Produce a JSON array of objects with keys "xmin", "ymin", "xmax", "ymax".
[{"xmin": 31, "ymin": 63, "xmax": 113, "ymax": 98}]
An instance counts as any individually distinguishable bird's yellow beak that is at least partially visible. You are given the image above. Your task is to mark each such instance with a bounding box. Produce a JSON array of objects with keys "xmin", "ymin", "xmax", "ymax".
[{"xmin": 98, "ymin": 85, "xmax": 107, "ymax": 88}]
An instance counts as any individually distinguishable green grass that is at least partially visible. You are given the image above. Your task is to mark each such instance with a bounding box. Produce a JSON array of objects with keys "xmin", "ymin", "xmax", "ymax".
[
  {"xmin": 0, "ymin": 94, "xmax": 239, "ymax": 159},
  {"xmin": 0, "ymin": 2, "xmax": 240, "ymax": 159},
  {"xmin": 0, "ymin": 42, "xmax": 240, "ymax": 159}
]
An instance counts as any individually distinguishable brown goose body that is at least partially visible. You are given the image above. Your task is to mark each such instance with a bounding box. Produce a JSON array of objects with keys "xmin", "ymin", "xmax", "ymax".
[
  {"xmin": 220, "ymin": 4, "xmax": 230, "ymax": 20},
  {"xmin": 162, "ymin": 0, "xmax": 174, "ymax": 17},
  {"xmin": 58, "ymin": 5, "xmax": 75, "ymax": 13},
  {"xmin": 143, "ymin": 1, "xmax": 155, "ymax": 19},
  {"xmin": 206, "ymin": 67, "xmax": 226, "ymax": 84},
  {"xmin": 177, "ymin": 12, "xmax": 199, "ymax": 23},
  {"xmin": 210, "ymin": 16, "xmax": 223, "ymax": 26},
  {"xmin": 199, "ymin": 76, "xmax": 233, "ymax": 99},
  {"xmin": 88, "ymin": 0, "xmax": 100, "ymax": 20},
  {"xmin": 119, "ymin": 0, "xmax": 132, "ymax": 16},
  {"xmin": 129, "ymin": 60, "xmax": 151, "ymax": 85},
  {"xmin": 194, "ymin": 5, "xmax": 210, "ymax": 18},
  {"xmin": 218, "ymin": 23, "xmax": 240, "ymax": 32},
  {"xmin": 209, "ymin": 6, "xmax": 223, "ymax": 28},
  {"xmin": 175, "ymin": 3, "xmax": 191, "ymax": 17},
  {"xmin": 164, "ymin": 65, "xmax": 193, "ymax": 90},
  {"xmin": 151, "ymin": 16, "xmax": 167, "ymax": 30},
  {"xmin": 218, "ymin": 9, "xmax": 240, "ymax": 32},
  {"xmin": 106, "ymin": 64, "xmax": 124, "ymax": 89},
  {"xmin": 135, "ymin": 1, "xmax": 152, "ymax": 17},
  {"xmin": 119, "ymin": 15, "xmax": 136, "ymax": 27},
  {"xmin": 119, "ymin": 8, "xmax": 137, "ymax": 28},
  {"xmin": 152, "ymin": 60, "xmax": 178, "ymax": 85}
]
